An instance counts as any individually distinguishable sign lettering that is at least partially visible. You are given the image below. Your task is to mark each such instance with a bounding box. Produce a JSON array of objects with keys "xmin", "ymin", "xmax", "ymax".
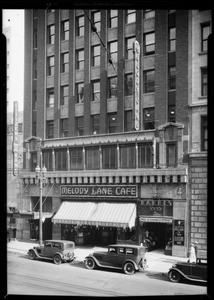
[
  {"xmin": 61, "ymin": 185, "xmax": 137, "ymax": 198},
  {"xmin": 133, "ymin": 41, "xmax": 140, "ymax": 131}
]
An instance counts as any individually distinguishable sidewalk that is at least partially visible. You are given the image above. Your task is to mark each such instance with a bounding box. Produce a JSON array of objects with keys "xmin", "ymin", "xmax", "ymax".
[{"xmin": 7, "ymin": 240, "xmax": 188, "ymax": 274}]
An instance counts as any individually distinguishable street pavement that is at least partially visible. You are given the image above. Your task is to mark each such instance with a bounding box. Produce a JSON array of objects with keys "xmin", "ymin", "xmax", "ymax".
[{"xmin": 7, "ymin": 239, "xmax": 188, "ymax": 274}]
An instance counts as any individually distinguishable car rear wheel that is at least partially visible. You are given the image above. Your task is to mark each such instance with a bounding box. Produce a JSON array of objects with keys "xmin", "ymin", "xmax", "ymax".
[
  {"xmin": 85, "ymin": 257, "xmax": 95, "ymax": 270},
  {"xmin": 123, "ymin": 262, "xmax": 135, "ymax": 275},
  {"xmin": 168, "ymin": 270, "xmax": 181, "ymax": 283},
  {"xmin": 28, "ymin": 250, "xmax": 36, "ymax": 260},
  {"xmin": 53, "ymin": 254, "xmax": 62, "ymax": 265}
]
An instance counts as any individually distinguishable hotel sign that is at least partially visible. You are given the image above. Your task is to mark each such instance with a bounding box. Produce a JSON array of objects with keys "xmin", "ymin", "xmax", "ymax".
[
  {"xmin": 133, "ymin": 40, "xmax": 140, "ymax": 131},
  {"xmin": 61, "ymin": 185, "xmax": 138, "ymax": 198}
]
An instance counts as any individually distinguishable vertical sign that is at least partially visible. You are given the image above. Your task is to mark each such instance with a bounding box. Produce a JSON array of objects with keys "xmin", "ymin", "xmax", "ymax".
[
  {"xmin": 174, "ymin": 220, "xmax": 185, "ymax": 246},
  {"xmin": 12, "ymin": 101, "xmax": 19, "ymax": 176},
  {"xmin": 133, "ymin": 41, "xmax": 140, "ymax": 131}
]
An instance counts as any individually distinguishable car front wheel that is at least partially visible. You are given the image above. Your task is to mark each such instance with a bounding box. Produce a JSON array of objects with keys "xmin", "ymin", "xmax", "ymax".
[
  {"xmin": 123, "ymin": 262, "xmax": 135, "ymax": 275},
  {"xmin": 168, "ymin": 270, "xmax": 181, "ymax": 283},
  {"xmin": 28, "ymin": 250, "xmax": 36, "ymax": 260},
  {"xmin": 53, "ymin": 254, "xmax": 62, "ymax": 265},
  {"xmin": 85, "ymin": 257, "xmax": 95, "ymax": 270}
]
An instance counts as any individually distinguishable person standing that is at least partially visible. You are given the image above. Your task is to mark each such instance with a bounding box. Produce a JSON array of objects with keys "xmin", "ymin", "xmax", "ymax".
[
  {"xmin": 189, "ymin": 243, "xmax": 196, "ymax": 263},
  {"xmin": 12, "ymin": 226, "xmax": 17, "ymax": 239}
]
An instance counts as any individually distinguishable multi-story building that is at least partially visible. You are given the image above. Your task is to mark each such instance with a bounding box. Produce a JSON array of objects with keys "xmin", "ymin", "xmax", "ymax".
[{"xmin": 21, "ymin": 9, "xmax": 210, "ymax": 257}]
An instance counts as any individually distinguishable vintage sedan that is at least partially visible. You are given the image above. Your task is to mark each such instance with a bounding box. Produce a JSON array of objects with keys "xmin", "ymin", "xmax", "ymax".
[
  {"xmin": 168, "ymin": 258, "xmax": 207, "ymax": 283},
  {"xmin": 84, "ymin": 244, "xmax": 147, "ymax": 275},
  {"xmin": 28, "ymin": 240, "xmax": 75, "ymax": 265}
]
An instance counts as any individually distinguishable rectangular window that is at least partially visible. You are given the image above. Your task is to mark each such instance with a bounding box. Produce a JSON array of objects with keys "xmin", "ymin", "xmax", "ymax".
[
  {"xmin": 108, "ymin": 41, "xmax": 118, "ymax": 63},
  {"xmin": 47, "ymin": 56, "xmax": 54, "ymax": 76},
  {"xmin": 201, "ymin": 23, "xmax": 210, "ymax": 52},
  {"xmin": 166, "ymin": 143, "xmax": 177, "ymax": 167},
  {"xmin": 144, "ymin": 10, "xmax": 155, "ymax": 19},
  {"xmin": 109, "ymin": 10, "xmax": 118, "ymax": 28},
  {"xmin": 47, "ymin": 89, "xmax": 54, "ymax": 108},
  {"xmin": 169, "ymin": 66, "xmax": 176, "ymax": 90},
  {"xmin": 144, "ymin": 32, "xmax": 155, "ymax": 55},
  {"xmin": 31, "ymin": 152, "xmax": 37, "ymax": 172},
  {"xmin": 61, "ymin": 20, "xmax": 69, "ymax": 41},
  {"xmin": 85, "ymin": 147, "xmax": 100, "ymax": 170},
  {"xmin": 138, "ymin": 143, "xmax": 153, "ymax": 168},
  {"xmin": 76, "ymin": 15, "xmax": 84, "ymax": 36},
  {"xmin": 32, "ymin": 122, "xmax": 37, "ymax": 137},
  {"xmin": 125, "ymin": 73, "xmax": 133, "ymax": 96},
  {"xmin": 168, "ymin": 105, "xmax": 176, "ymax": 123},
  {"xmin": 75, "ymin": 116, "xmax": 84, "ymax": 136},
  {"xmin": 126, "ymin": 10, "xmax": 136, "ymax": 24},
  {"xmin": 108, "ymin": 76, "xmax": 117, "ymax": 98},
  {"xmin": 92, "ymin": 11, "xmax": 101, "ymax": 32},
  {"xmin": 60, "ymin": 118, "xmax": 68, "ymax": 137},
  {"xmin": 102, "ymin": 146, "xmax": 117, "ymax": 169},
  {"xmin": 91, "ymin": 114, "xmax": 100, "ymax": 134},
  {"xmin": 201, "ymin": 116, "xmax": 207, "ymax": 151},
  {"xmin": 169, "ymin": 27, "xmax": 176, "ymax": 52},
  {"xmin": 61, "ymin": 52, "xmax": 69, "ymax": 73},
  {"xmin": 76, "ymin": 49, "xmax": 84, "ymax": 70},
  {"xmin": 70, "ymin": 148, "xmax": 83, "ymax": 170},
  {"xmin": 32, "ymin": 91, "xmax": 37, "ymax": 110},
  {"xmin": 33, "ymin": 59, "xmax": 37, "ymax": 79},
  {"xmin": 43, "ymin": 150, "xmax": 52, "ymax": 171},
  {"xmin": 55, "ymin": 149, "xmax": 67, "ymax": 171},
  {"xmin": 124, "ymin": 110, "xmax": 132, "ymax": 132},
  {"xmin": 144, "ymin": 70, "xmax": 155, "ymax": 93},
  {"xmin": 108, "ymin": 113, "xmax": 117, "ymax": 133},
  {"xmin": 33, "ymin": 29, "xmax": 37, "ymax": 49},
  {"xmin": 60, "ymin": 85, "xmax": 69, "ymax": 106},
  {"xmin": 76, "ymin": 82, "xmax": 84, "ymax": 103},
  {"xmin": 47, "ymin": 9, "xmax": 55, "ymax": 13},
  {"xmin": 120, "ymin": 144, "xmax": 136, "ymax": 168},
  {"xmin": 144, "ymin": 108, "xmax": 155, "ymax": 130},
  {"xmin": 126, "ymin": 37, "xmax": 135, "ymax": 60},
  {"xmin": 46, "ymin": 120, "xmax": 54, "ymax": 139},
  {"xmin": 92, "ymin": 80, "xmax": 100, "ymax": 101},
  {"xmin": 92, "ymin": 45, "xmax": 100, "ymax": 66},
  {"xmin": 47, "ymin": 25, "xmax": 55, "ymax": 44},
  {"xmin": 201, "ymin": 68, "xmax": 207, "ymax": 96}
]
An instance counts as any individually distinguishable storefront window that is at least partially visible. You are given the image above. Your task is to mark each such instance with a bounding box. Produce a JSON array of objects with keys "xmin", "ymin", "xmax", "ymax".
[
  {"xmin": 31, "ymin": 197, "xmax": 52, "ymax": 212},
  {"xmin": 70, "ymin": 148, "xmax": 83, "ymax": 170},
  {"xmin": 102, "ymin": 146, "xmax": 117, "ymax": 169},
  {"xmin": 120, "ymin": 144, "xmax": 136, "ymax": 168},
  {"xmin": 85, "ymin": 147, "xmax": 100, "ymax": 169},
  {"xmin": 55, "ymin": 149, "xmax": 67, "ymax": 170}
]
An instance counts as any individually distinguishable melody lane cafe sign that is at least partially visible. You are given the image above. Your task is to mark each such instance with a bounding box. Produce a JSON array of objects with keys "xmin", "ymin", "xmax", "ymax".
[{"xmin": 61, "ymin": 185, "xmax": 138, "ymax": 198}]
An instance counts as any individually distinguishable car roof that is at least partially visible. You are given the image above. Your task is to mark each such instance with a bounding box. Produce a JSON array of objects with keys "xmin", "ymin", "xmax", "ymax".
[
  {"xmin": 108, "ymin": 244, "xmax": 146, "ymax": 249},
  {"xmin": 45, "ymin": 239, "xmax": 74, "ymax": 244}
]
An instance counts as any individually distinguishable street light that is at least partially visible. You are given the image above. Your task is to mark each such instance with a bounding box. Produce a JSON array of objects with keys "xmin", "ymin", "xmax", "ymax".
[{"xmin": 35, "ymin": 164, "xmax": 47, "ymax": 245}]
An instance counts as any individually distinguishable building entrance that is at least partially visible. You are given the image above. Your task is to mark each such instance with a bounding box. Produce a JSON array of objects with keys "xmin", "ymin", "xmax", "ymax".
[{"xmin": 141, "ymin": 222, "xmax": 172, "ymax": 250}]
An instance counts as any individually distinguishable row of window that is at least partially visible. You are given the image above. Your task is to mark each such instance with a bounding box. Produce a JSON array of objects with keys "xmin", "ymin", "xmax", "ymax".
[
  {"xmin": 40, "ymin": 143, "xmax": 154, "ymax": 171},
  {"xmin": 45, "ymin": 108, "xmax": 155, "ymax": 138},
  {"xmin": 7, "ymin": 123, "xmax": 23, "ymax": 134}
]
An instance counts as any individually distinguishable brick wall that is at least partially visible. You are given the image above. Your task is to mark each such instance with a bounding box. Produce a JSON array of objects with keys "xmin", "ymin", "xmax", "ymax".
[{"xmin": 189, "ymin": 157, "xmax": 207, "ymax": 251}]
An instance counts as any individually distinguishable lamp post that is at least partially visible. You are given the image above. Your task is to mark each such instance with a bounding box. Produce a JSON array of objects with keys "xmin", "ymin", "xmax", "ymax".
[{"xmin": 35, "ymin": 165, "xmax": 47, "ymax": 245}]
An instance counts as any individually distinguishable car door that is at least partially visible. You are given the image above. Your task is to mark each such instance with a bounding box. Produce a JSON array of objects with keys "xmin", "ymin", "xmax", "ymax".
[
  {"xmin": 190, "ymin": 260, "xmax": 207, "ymax": 280},
  {"xmin": 44, "ymin": 241, "xmax": 53, "ymax": 257},
  {"xmin": 104, "ymin": 247, "xmax": 118, "ymax": 267}
]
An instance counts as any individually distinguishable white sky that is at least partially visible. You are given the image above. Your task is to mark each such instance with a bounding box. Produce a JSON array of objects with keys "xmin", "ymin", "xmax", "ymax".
[{"xmin": 3, "ymin": 10, "xmax": 24, "ymax": 113}]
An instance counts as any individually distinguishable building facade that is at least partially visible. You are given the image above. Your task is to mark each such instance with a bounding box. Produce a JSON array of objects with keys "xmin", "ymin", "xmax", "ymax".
[{"xmin": 21, "ymin": 9, "xmax": 210, "ymax": 257}]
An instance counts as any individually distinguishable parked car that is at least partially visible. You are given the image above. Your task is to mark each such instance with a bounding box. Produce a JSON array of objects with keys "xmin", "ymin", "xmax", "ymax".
[
  {"xmin": 28, "ymin": 240, "xmax": 75, "ymax": 265},
  {"xmin": 84, "ymin": 244, "xmax": 147, "ymax": 275},
  {"xmin": 168, "ymin": 257, "xmax": 207, "ymax": 283}
]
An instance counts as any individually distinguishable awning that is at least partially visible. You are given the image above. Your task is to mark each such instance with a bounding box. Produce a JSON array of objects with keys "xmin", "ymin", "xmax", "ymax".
[
  {"xmin": 139, "ymin": 216, "xmax": 172, "ymax": 223},
  {"xmin": 52, "ymin": 201, "xmax": 136, "ymax": 229}
]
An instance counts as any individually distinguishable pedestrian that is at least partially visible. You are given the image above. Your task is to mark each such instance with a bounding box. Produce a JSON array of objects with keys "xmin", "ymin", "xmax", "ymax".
[
  {"xmin": 189, "ymin": 243, "xmax": 196, "ymax": 263},
  {"xmin": 7, "ymin": 229, "xmax": 11, "ymax": 243},
  {"xmin": 12, "ymin": 226, "xmax": 17, "ymax": 239}
]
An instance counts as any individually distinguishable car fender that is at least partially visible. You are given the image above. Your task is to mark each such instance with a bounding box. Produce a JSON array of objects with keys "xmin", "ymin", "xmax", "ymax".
[
  {"xmin": 123, "ymin": 259, "xmax": 139, "ymax": 271},
  {"xmin": 168, "ymin": 267, "xmax": 206, "ymax": 283},
  {"xmin": 53, "ymin": 251, "xmax": 63, "ymax": 259},
  {"xmin": 28, "ymin": 247, "xmax": 43, "ymax": 259},
  {"xmin": 84, "ymin": 255, "xmax": 103, "ymax": 267}
]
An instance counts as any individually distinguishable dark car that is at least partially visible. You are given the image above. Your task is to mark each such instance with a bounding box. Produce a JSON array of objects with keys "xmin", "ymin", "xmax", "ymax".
[
  {"xmin": 168, "ymin": 257, "xmax": 207, "ymax": 283},
  {"xmin": 28, "ymin": 240, "xmax": 75, "ymax": 265},
  {"xmin": 84, "ymin": 244, "xmax": 147, "ymax": 275}
]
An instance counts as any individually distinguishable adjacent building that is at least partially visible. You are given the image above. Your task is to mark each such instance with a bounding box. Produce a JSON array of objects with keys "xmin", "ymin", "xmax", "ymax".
[{"xmin": 20, "ymin": 9, "xmax": 210, "ymax": 257}]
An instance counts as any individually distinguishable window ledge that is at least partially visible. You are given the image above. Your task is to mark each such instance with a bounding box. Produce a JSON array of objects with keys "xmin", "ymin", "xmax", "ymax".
[{"xmin": 199, "ymin": 51, "xmax": 208, "ymax": 56}]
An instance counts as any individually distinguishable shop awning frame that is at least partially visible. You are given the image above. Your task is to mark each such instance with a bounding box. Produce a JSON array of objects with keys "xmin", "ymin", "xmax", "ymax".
[
  {"xmin": 139, "ymin": 216, "xmax": 173, "ymax": 223},
  {"xmin": 52, "ymin": 201, "xmax": 136, "ymax": 229}
]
